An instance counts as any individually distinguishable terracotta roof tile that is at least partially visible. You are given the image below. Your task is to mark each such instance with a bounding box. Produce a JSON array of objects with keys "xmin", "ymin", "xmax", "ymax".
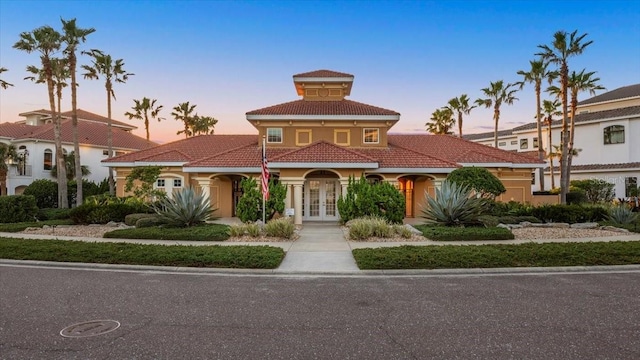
[
  {"xmin": 0, "ymin": 123, "xmax": 36, "ymax": 139},
  {"xmin": 246, "ymin": 99, "xmax": 399, "ymax": 116},
  {"xmin": 293, "ymin": 70, "xmax": 354, "ymax": 78},
  {"xmin": 578, "ymin": 84, "xmax": 640, "ymax": 105},
  {"xmin": 18, "ymin": 108, "xmax": 136, "ymax": 129},
  {"xmin": 271, "ymin": 141, "xmax": 377, "ymax": 163},
  {"xmin": 359, "ymin": 145, "xmax": 459, "ymax": 168},
  {"xmin": 140, "ymin": 150, "xmax": 194, "ymax": 162}
]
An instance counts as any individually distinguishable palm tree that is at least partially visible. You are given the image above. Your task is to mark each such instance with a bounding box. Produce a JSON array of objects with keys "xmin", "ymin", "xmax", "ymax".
[
  {"xmin": 172, "ymin": 102, "xmax": 198, "ymax": 138},
  {"xmin": 426, "ymin": 108, "xmax": 455, "ymax": 135},
  {"xmin": 192, "ymin": 115, "xmax": 218, "ymax": 135},
  {"xmin": 61, "ymin": 18, "xmax": 95, "ymax": 206},
  {"xmin": 516, "ymin": 59, "xmax": 556, "ymax": 191},
  {"xmin": 475, "ymin": 80, "xmax": 519, "ymax": 147},
  {"xmin": 0, "ymin": 143, "xmax": 18, "ymax": 196},
  {"xmin": 446, "ymin": 94, "xmax": 476, "ymax": 137},
  {"xmin": 537, "ymin": 30, "xmax": 593, "ymax": 204},
  {"xmin": 550, "ymin": 144, "xmax": 582, "ymax": 190},
  {"xmin": 51, "ymin": 151, "xmax": 91, "ymax": 181},
  {"xmin": 82, "ymin": 49, "xmax": 134, "ymax": 196},
  {"xmin": 13, "ymin": 25, "xmax": 69, "ymax": 208},
  {"xmin": 125, "ymin": 97, "xmax": 164, "ymax": 141},
  {"xmin": 0, "ymin": 67, "xmax": 13, "ymax": 89},
  {"xmin": 541, "ymin": 99, "xmax": 562, "ymax": 188}
]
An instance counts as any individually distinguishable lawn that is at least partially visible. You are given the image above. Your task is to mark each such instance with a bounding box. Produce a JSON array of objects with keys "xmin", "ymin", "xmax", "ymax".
[
  {"xmin": 104, "ymin": 223, "xmax": 230, "ymax": 241},
  {"xmin": 0, "ymin": 219, "xmax": 75, "ymax": 233},
  {"xmin": 0, "ymin": 237, "xmax": 284, "ymax": 269},
  {"xmin": 353, "ymin": 241, "xmax": 640, "ymax": 269},
  {"xmin": 414, "ymin": 224, "xmax": 514, "ymax": 241}
]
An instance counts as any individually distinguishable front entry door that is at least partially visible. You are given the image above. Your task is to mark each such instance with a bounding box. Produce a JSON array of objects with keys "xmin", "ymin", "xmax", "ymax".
[{"xmin": 304, "ymin": 179, "xmax": 339, "ymax": 221}]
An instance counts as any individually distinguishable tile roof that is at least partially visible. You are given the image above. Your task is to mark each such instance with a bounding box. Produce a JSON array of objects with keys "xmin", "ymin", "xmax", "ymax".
[
  {"xmin": 578, "ymin": 84, "xmax": 640, "ymax": 105},
  {"xmin": 293, "ymin": 70, "xmax": 354, "ymax": 78},
  {"xmin": 359, "ymin": 145, "xmax": 459, "ymax": 169},
  {"xmin": 18, "ymin": 108, "xmax": 136, "ymax": 130},
  {"xmin": 246, "ymin": 99, "xmax": 400, "ymax": 116},
  {"xmin": 511, "ymin": 105, "xmax": 640, "ymax": 132},
  {"xmin": 0, "ymin": 123, "xmax": 36, "ymax": 139},
  {"xmin": 546, "ymin": 162, "xmax": 640, "ymax": 172},
  {"xmin": 271, "ymin": 140, "xmax": 377, "ymax": 163}
]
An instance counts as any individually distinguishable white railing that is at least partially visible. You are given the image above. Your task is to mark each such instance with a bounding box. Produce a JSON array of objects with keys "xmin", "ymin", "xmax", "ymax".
[{"xmin": 9, "ymin": 165, "xmax": 32, "ymax": 177}]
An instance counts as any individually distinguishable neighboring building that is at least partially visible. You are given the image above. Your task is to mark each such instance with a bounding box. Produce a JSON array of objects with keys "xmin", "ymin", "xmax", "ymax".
[
  {"xmin": 465, "ymin": 84, "xmax": 640, "ymax": 198},
  {"xmin": 105, "ymin": 70, "xmax": 542, "ymax": 224},
  {"xmin": 0, "ymin": 109, "xmax": 155, "ymax": 195}
]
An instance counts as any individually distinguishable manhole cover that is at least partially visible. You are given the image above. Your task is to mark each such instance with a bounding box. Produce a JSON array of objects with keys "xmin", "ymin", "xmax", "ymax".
[{"xmin": 60, "ymin": 320, "xmax": 120, "ymax": 338}]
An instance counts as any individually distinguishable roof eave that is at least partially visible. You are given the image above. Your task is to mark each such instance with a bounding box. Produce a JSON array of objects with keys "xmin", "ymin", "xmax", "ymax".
[
  {"xmin": 246, "ymin": 114, "xmax": 400, "ymax": 120},
  {"xmin": 458, "ymin": 162, "xmax": 545, "ymax": 168},
  {"xmin": 271, "ymin": 162, "xmax": 379, "ymax": 169}
]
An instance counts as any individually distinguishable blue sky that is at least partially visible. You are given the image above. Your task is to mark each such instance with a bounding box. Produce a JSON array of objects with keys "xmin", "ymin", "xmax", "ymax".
[{"xmin": 1, "ymin": 0, "xmax": 639, "ymax": 143}]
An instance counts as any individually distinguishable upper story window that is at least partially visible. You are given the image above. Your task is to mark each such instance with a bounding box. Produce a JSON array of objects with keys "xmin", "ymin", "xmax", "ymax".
[
  {"xmin": 43, "ymin": 149, "xmax": 53, "ymax": 170},
  {"xmin": 103, "ymin": 150, "xmax": 109, "ymax": 156},
  {"xmin": 157, "ymin": 179, "xmax": 166, "ymax": 187},
  {"xmin": 267, "ymin": 128, "xmax": 282, "ymax": 143},
  {"xmin": 533, "ymin": 137, "xmax": 539, "ymax": 148},
  {"xmin": 510, "ymin": 140, "xmax": 517, "ymax": 145},
  {"xmin": 498, "ymin": 141, "xmax": 506, "ymax": 147},
  {"xmin": 520, "ymin": 138, "xmax": 528, "ymax": 150},
  {"xmin": 604, "ymin": 125, "xmax": 624, "ymax": 144},
  {"xmin": 363, "ymin": 128, "xmax": 379, "ymax": 144}
]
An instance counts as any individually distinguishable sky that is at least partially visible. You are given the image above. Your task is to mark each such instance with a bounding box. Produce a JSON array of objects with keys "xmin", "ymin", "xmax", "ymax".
[{"xmin": 1, "ymin": 0, "xmax": 639, "ymax": 144}]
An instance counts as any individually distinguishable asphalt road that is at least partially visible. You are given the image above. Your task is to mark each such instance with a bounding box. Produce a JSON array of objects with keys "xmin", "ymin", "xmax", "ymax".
[{"xmin": 1, "ymin": 265, "xmax": 639, "ymax": 359}]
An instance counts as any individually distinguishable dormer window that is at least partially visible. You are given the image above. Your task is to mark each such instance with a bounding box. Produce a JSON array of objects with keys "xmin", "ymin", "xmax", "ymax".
[
  {"xmin": 604, "ymin": 125, "xmax": 624, "ymax": 144},
  {"xmin": 363, "ymin": 128, "xmax": 379, "ymax": 144},
  {"xmin": 267, "ymin": 128, "xmax": 282, "ymax": 143}
]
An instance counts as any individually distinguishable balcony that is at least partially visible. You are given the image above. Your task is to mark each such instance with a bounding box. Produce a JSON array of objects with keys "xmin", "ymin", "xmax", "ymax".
[{"xmin": 9, "ymin": 165, "xmax": 32, "ymax": 177}]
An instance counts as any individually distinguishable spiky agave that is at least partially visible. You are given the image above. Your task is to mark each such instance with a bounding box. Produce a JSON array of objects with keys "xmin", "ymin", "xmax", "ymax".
[
  {"xmin": 154, "ymin": 187, "xmax": 216, "ymax": 227},
  {"xmin": 607, "ymin": 203, "xmax": 639, "ymax": 225},
  {"xmin": 420, "ymin": 180, "xmax": 488, "ymax": 227}
]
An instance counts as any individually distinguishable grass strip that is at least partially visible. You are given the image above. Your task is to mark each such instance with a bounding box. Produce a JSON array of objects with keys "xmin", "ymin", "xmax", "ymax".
[
  {"xmin": 0, "ymin": 219, "xmax": 75, "ymax": 233},
  {"xmin": 104, "ymin": 224, "xmax": 230, "ymax": 241},
  {"xmin": 0, "ymin": 237, "xmax": 284, "ymax": 269},
  {"xmin": 414, "ymin": 225, "xmax": 514, "ymax": 241},
  {"xmin": 353, "ymin": 241, "xmax": 640, "ymax": 269},
  {"xmin": 599, "ymin": 221, "xmax": 640, "ymax": 233}
]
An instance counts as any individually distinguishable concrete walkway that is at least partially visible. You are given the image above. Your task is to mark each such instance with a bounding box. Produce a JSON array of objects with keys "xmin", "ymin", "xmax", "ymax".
[{"xmin": 276, "ymin": 223, "xmax": 359, "ymax": 273}]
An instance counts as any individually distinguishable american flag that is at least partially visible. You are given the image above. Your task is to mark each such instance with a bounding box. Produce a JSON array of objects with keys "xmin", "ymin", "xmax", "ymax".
[{"xmin": 261, "ymin": 140, "xmax": 269, "ymax": 200}]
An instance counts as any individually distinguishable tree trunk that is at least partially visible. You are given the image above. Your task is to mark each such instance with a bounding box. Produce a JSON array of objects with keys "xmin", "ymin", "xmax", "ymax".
[
  {"xmin": 0, "ymin": 170, "xmax": 6, "ymax": 196},
  {"xmin": 48, "ymin": 58, "xmax": 68, "ymax": 208},
  {"xmin": 535, "ymin": 82, "xmax": 545, "ymax": 191},
  {"xmin": 458, "ymin": 111, "xmax": 463, "ymax": 137},
  {"xmin": 548, "ymin": 120, "xmax": 554, "ymax": 189},
  {"xmin": 70, "ymin": 51, "xmax": 83, "ymax": 206},
  {"xmin": 559, "ymin": 64, "xmax": 570, "ymax": 204},
  {"xmin": 144, "ymin": 112, "xmax": 150, "ymax": 141},
  {"xmin": 549, "ymin": 157, "xmax": 555, "ymax": 189},
  {"xmin": 566, "ymin": 94, "xmax": 578, "ymax": 192},
  {"xmin": 106, "ymin": 82, "xmax": 115, "ymax": 196},
  {"xmin": 493, "ymin": 106, "xmax": 500, "ymax": 148}
]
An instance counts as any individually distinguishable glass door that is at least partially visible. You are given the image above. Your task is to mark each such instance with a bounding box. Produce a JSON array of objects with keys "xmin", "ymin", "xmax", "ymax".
[{"xmin": 303, "ymin": 179, "xmax": 340, "ymax": 221}]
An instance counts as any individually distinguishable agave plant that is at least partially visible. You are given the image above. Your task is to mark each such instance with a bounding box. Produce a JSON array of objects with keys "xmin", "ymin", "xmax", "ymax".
[
  {"xmin": 153, "ymin": 187, "xmax": 216, "ymax": 227},
  {"xmin": 420, "ymin": 180, "xmax": 487, "ymax": 226},
  {"xmin": 607, "ymin": 203, "xmax": 639, "ymax": 225}
]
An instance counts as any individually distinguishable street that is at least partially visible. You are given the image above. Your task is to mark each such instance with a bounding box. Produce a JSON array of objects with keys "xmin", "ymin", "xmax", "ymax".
[{"xmin": 1, "ymin": 264, "xmax": 639, "ymax": 359}]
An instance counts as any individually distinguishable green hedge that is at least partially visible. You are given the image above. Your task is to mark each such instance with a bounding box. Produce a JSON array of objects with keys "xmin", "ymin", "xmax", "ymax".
[
  {"xmin": 0, "ymin": 237, "xmax": 284, "ymax": 269},
  {"xmin": 104, "ymin": 224, "xmax": 230, "ymax": 241},
  {"xmin": 353, "ymin": 242, "xmax": 640, "ymax": 269},
  {"xmin": 70, "ymin": 203, "xmax": 150, "ymax": 224},
  {"xmin": 0, "ymin": 195, "xmax": 39, "ymax": 223},
  {"xmin": 529, "ymin": 204, "xmax": 607, "ymax": 223},
  {"xmin": 37, "ymin": 208, "xmax": 72, "ymax": 221},
  {"xmin": 0, "ymin": 219, "xmax": 74, "ymax": 232},
  {"xmin": 415, "ymin": 225, "xmax": 514, "ymax": 241}
]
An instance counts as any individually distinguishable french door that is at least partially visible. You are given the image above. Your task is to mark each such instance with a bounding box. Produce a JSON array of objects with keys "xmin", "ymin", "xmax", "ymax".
[{"xmin": 303, "ymin": 179, "xmax": 340, "ymax": 221}]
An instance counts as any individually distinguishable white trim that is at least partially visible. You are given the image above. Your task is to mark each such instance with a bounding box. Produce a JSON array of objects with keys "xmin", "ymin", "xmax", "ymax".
[
  {"xmin": 375, "ymin": 168, "xmax": 457, "ymax": 174},
  {"xmin": 545, "ymin": 167, "xmax": 640, "ymax": 174},
  {"xmin": 512, "ymin": 113, "xmax": 640, "ymax": 134},
  {"xmin": 363, "ymin": 128, "xmax": 380, "ymax": 144},
  {"xmin": 458, "ymin": 162, "xmax": 545, "ymax": 168},
  {"xmin": 292, "ymin": 76, "xmax": 354, "ymax": 83},
  {"xmin": 266, "ymin": 127, "xmax": 283, "ymax": 143},
  {"xmin": 270, "ymin": 162, "xmax": 378, "ymax": 169},
  {"xmin": 184, "ymin": 167, "xmax": 261, "ymax": 173},
  {"xmin": 246, "ymin": 114, "xmax": 400, "ymax": 121},
  {"xmin": 577, "ymin": 96, "xmax": 640, "ymax": 109}
]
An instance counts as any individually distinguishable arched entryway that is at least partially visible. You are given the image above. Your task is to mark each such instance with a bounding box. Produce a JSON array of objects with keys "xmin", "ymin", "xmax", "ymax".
[
  {"xmin": 396, "ymin": 175, "xmax": 436, "ymax": 218},
  {"xmin": 303, "ymin": 170, "xmax": 341, "ymax": 221}
]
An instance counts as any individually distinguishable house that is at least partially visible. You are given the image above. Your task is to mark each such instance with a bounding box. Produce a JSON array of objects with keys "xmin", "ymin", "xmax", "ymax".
[
  {"xmin": 0, "ymin": 109, "xmax": 155, "ymax": 195},
  {"xmin": 465, "ymin": 84, "xmax": 640, "ymax": 198},
  {"xmin": 104, "ymin": 70, "xmax": 542, "ymax": 224}
]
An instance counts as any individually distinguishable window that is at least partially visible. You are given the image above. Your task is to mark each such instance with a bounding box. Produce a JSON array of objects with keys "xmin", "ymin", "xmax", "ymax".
[
  {"xmin": 43, "ymin": 149, "xmax": 52, "ymax": 170},
  {"xmin": 520, "ymin": 138, "xmax": 528, "ymax": 150},
  {"xmin": 363, "ymin": 128, "xmax": 379, "ymax": 144},
  {"xmin": 173, "ymin": 179, "xmax": 182, "ymax": 188},
  {"xmin": 604, "ymin": 125, "xmax": 625, "ymax": 144},
  {"xmin": 157, "ymin": 179, "xmax": 165, "ymax": 187},
  {"xmin": 533, "ymin": 137, "xmax": 539, "ymax": 148},
  {"xmin": 531, "ymin": 172, "xmax": 536, "ymax": 185},
  {"xmin": 626, "ymin": 177, "xmax": 638, "ymax": 197},
  {"xmin": 267, "ymin": 128, "xmax": 282, "ymax": 143},
  {"xmin": 498, "ymin": 141, "xmax": 506, "ymax": 147},
  {"xmin": 103, "ymin": 150, "xmax": 109, "ymax": 156},
  {"xmin": 510, "ymin": 140, "xmax": 518, "ymax": 145}
]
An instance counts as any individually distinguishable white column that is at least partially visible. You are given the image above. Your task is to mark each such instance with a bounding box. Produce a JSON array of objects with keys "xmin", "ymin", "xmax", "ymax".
[
  {"xmin": 293, "ymin": 183, "xmax": 303, "ymax": 225},
  {"xmin": 340, "ymin": 179, "xmax": 349, "ymax": 197},
  {"xmin": 195, "ymin": 177, "xmax": 212, "ymax": 205},
  {"xmin": 284, "ymin": 183, "xmax": 292, "ymax": 211}
]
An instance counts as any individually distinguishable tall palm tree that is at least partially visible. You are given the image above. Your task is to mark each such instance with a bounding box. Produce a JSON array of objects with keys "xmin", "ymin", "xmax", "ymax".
[
  {"xmin": 541, "ymin": 99, "xmax": 562, "ymax": 189},
  {"xmin": 566, "ymin": 69, "xmax": 604, "ymax": 176},
  {"xmin": 550, "ymin": 144, "xmax": 582, "ymax": 191},
  {"xmin": 516, "ymin": 59, "xmax": 556, "ymax": 191},
  {"xmin": 426, "ymin": 108, "xmax": 455, "ymax": 135},
  {"xmin": 0, "ymin": 143, "xmax": 18, "ymax": 196},
  {"xmin": 172, "ymin": 102, "xmax": 198, "ymax": 138},
  {"xmin": 537, "ymin": 30, "xmax": 593, "ymax": 204},
  {"xmin": 61, "ymin": 18, "xmax": 95, "ymax": 206},
  {"xmin": 51, "ymin": 151, "xmax": 91, "ymax": 181},
  {"xmin": 446, "ymin": 94, "xmax": 476, "ymax": 137},
  {"xmin": 82, "ymin": 49, "xmax": 134, "ymax": 196},
  {"xmin": 475, "ymin": 80, "xmax": 519, "ymax": 147},
  {"xmin": 192, "ymin": 115, "xmax": 218, "ymax": 135},
  {"xmin": 125, "ymin": 97, "xmax": 164, "ymax": 141},
  {"xmin": 0, "ymin": 67, "xmax": 13, "ymax": 89},
  {"xmin": 13, "ymin": 25, "xmax": 69, "ymax": 208}
]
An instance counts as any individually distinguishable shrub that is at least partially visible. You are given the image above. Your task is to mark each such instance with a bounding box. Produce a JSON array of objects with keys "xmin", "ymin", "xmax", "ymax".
[
  {"xmin": 530, "ymin": 204, "xmax": 608, "ymax": 223},
  {"xmin": 570, "ymin": 179, "xmax": 615, "ymax": 204},
  {"xmin": 37, "ymin": 208, "xmax": 71, "ymax": 221},
  {"xmin": 447, "ymin": 167, "xmax": 506, "ymax": 199},
  {"xmin": 347, "ymin": 216, "xmax": 396, "ymax": 240},
  {"xmin": 566, "ymin": 190, "xmax": 588, "ymax": 205},
  {"xmin": 264, "ymin": 217, "xmax": 295, "ymax": 239},
  {"xmin": 370, "ymin": 216, "xmax": 393, "ymax": 238},
  {"xmin": 125, "ymin": 213, "xmax": 157, "ymax": 226},
  {"xmin": 135, "ymin": 216, "xmax": 166, "ymax": 228},
  {"xmin": 70, "ymin": 203, "xmax": 149, "ymax": 224},
  {"xmin": 420, "ymin": 180, "xmax": 487, "ymax": 226},
  {"xmin": 415, "ymin": 225, "xmax": 514, "ymax": 241},
  {"xmin": 228, "ymin": 224, "xmax": 247, "ymax": 237},
  {"xmin": 337, "ymin": 175, "xmax": 405, "ymax": 224},
  {"xmin": 349, "ymin": 218, "xmax": 374, "ymax": 240},
  {"xmin": 153, "ymin": 187, "xmax": 215, "ymax": 227},
  {"xmin": 607, "ymin": 203, "xmax": 639, "ymax": 225},
  {"xmin": 23, "ymin": 179, "xmax": 58, "ymax": 208},
  {"xmin": 236, "ymin": 178, "xmax": 286, "ymax": 222},
  {"xmin": 393, "ymin": 225, "xmax": 413, "ymax": 239},
  {"xmin": 124, "ymin": 166, "xmax": 164, "ymax": 201},
  {"xmin": 104, "ymin": 223, "xmax": 231, "ymax": 241},
  {"xmin": 246, "ymin": 223, "xmax": 261, "ymax": 237},
  {"xmin": 0, "ymin": 195, "xmax": 39, "ymax": 223}
]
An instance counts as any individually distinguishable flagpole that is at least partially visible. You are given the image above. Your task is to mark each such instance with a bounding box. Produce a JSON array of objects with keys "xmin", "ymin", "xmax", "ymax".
[{"xmin": 262, "ymin": 136, "xmax": 266, "ymax": 225}]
